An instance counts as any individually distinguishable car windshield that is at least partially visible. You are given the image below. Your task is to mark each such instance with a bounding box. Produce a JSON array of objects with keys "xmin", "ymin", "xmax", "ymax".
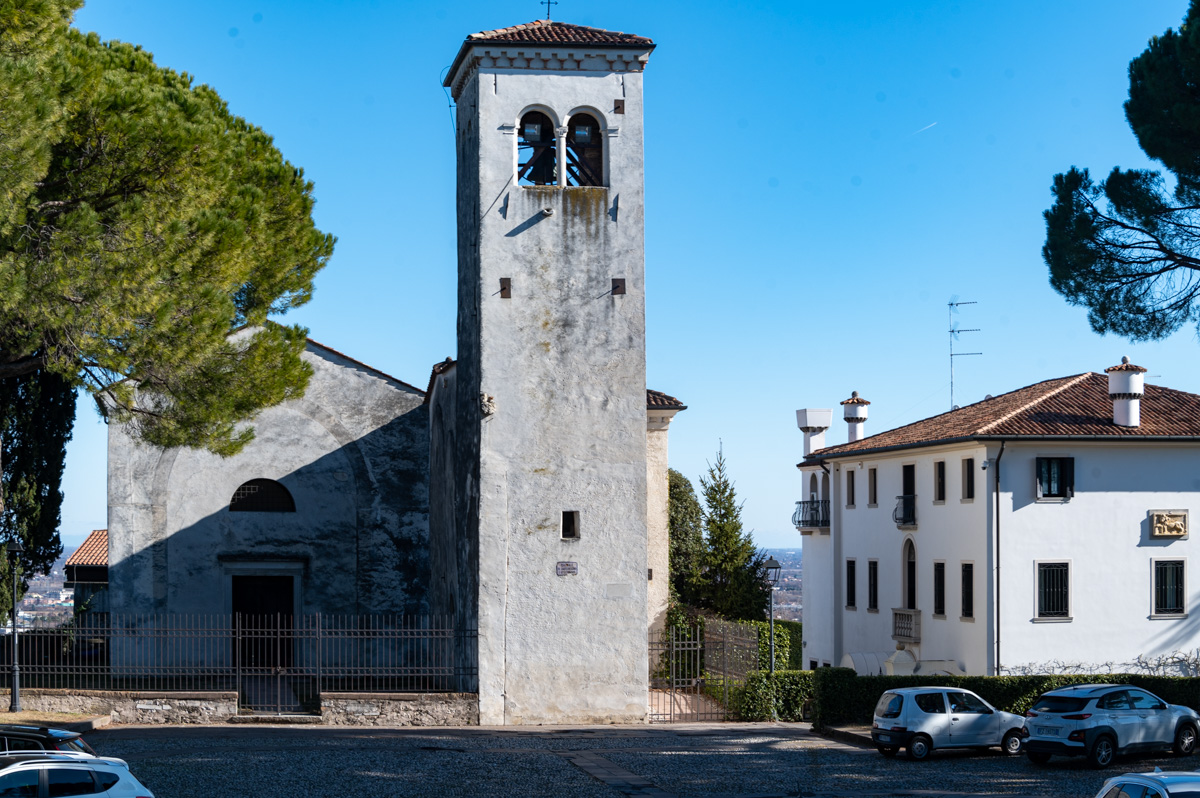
[
  {"xmin": 875, "ymin": 693, "xmax": 903, "ymax": 719},
  {"xmin": 1031, "ymin": 695, "xmax": 1089, "ymax": 713}
]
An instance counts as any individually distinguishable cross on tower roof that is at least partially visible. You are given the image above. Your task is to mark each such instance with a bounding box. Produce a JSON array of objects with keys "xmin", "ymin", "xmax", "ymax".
[{"xmin": 541, "ymin": 0, "xmax": 557, "ymax": 20}]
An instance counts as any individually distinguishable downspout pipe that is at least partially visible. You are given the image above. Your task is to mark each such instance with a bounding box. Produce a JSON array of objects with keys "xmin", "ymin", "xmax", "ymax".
[{"xmin": 993, "ymin": 441, "xmax": 1006, "ymax": 675}]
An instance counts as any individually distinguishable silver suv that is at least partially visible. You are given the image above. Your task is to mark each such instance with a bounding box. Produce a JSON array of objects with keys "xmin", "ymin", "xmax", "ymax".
[{"xmin": 1023, "ymin": 684, "xmax": 1200, "ymax": 768}]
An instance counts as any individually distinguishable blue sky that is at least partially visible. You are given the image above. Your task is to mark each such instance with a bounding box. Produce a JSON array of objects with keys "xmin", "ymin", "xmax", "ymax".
[{"xmin": 59, "ymin": 0, "xmax": 1198, "ymax": 553}]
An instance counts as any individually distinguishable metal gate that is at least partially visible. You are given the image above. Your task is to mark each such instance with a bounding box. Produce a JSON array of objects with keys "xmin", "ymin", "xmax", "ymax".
[{"xmin": 648, "ymin": 620, "xmax": 758, "ymax": 722}]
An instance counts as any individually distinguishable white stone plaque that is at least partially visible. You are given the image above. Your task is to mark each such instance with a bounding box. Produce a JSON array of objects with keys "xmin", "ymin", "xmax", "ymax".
[
  {"xmin": 1150, "ymin": 510, "xmax": 1189, "ymax": 539},
  {"xmin": 556, "ymin": 562, "xmax": 578, "ymax": 576}
]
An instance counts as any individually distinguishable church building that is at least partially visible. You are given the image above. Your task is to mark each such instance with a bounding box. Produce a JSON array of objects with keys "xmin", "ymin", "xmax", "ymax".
[{"xmin": 101, "ymin": 19, "xmax": 679, "ymax": 725}]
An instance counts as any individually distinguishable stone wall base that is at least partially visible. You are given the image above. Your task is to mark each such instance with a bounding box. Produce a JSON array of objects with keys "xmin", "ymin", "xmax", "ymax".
[
  {"xmin": 321, "ymin": 693, "xmax": 479, "ymax": 726},
  {"xmin": 12, "ymin": 689, "xmax": 479, "ymax": 726},
  {"xmin": 18, "ymin": 689, "xmax": 237, "ymax": 725}
]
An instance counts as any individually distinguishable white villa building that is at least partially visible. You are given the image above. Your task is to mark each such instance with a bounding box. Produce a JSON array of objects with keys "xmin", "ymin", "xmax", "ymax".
[{"xmin": 796, "ymin": 358, "xmax": 1200, "ymax": 676}]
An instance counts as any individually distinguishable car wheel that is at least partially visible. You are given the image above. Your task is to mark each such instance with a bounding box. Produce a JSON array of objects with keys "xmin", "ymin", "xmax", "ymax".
[
  {"xmin": 1174, "ymin": 723, "xmax": 1198, "ymax": 756},
  {"xmin": 1087, "ymin": 734, "xmax": 1115, "ymax": 769},
  {"xmin": 1026, "ymin": 750, "xmax": 1051, "ymax": 765},
  {"xmin": 876, "ymin": 745, "xmax": 899, "ymax": 758},
  {"xmin": 906, "ymin": 734, "xmax": 932, "ymax": 761},
  {"xmin": 1001, "ymin": 729, "xmax": 1023, "ymax": 755}
]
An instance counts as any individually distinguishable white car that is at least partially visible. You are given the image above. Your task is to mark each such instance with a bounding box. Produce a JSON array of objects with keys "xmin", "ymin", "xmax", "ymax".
[
  {"xmin": 0, "ymin": 752, "xmax": 153, "ymax": 797},
  {"xmin": 1091, "ymin": 769, "xmax": 1200, "ymax": 798},
  {"xmin": 871, "ymin": 686, "xmax": 1025, "ymax": 760},
  {"xmin": 1023, "ymin": 684, "xmax": 1200, "ymax": 768}
]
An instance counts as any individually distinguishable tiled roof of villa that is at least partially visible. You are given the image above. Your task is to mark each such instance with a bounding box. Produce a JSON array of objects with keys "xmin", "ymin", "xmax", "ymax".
[
  {"xmin": 65, "ymin": 530, "xmax": 108, "ymax": 567},
  {"xmin": 802, "ymin": 373, "xmax": 1200, "ymax": 464}
]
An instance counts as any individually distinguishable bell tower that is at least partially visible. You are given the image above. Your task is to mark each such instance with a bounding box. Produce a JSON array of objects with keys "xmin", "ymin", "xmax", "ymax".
[{"xmin": 443, "ymin": 20, "xmax": 655, "ymax": 725}]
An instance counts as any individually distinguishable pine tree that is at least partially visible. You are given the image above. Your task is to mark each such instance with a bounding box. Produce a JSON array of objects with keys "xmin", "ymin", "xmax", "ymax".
[
  {"xmin": 0, "ymin": 0, "xmax": 333, "ymax": 580},
  {"xmin": 1044, "ymin": 1, "xmax": 1200, "ymax": 341},
  {"xmin": 698, "ymin": 447, "xmax": 769, "ymax": 620}
]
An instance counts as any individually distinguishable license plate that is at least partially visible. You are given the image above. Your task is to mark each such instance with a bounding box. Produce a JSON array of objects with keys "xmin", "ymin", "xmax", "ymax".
[
  {"xmin": 877, "ymin": 734, "xmax": 891, "ymax": 742},
  {"xmin": 1036, "ymin": 726, "xmax": 1059, "ymax": 737}
]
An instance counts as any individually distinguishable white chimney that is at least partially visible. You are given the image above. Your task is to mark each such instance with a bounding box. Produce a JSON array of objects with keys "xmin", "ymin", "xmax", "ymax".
[
  {"xmin": 796, "ymin": 408, "xmax": 833, "ymax": 456},
  {"xmin": 1105, "ymin": 356, "xmax": 1147, "ymax": 427},
  {"xmin": 841, "ymin": 391, "xmax": 871, "ymax": 443}
]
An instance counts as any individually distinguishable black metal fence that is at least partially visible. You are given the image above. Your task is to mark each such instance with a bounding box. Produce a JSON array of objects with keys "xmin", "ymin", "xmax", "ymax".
[
  {"xmin": 648, "ymin": 619, "xmax": 758, "ymax": 722},
  {"xmin": 0, "ymin": 614, "xmax": 477, "ymax": 715}
]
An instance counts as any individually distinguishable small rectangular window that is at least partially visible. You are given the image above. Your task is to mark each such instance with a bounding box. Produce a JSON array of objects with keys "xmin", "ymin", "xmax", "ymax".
[
  {"xmin": 1037, "ymin": 561, "xmax": 1070, "ymax": 618},
  {"xmin": 1036, "ymin": 457, "xmax": 1075, "ymax": 500},
  {"xmin": 868, "ymin": 467, "xmax": 877, "ymax": 506},
  {"xmin": 1154, "ymin": 560, "xmax": 1186, "ymax": 615},
  {"xmin": 846, "ymin": 559, "xmax": 856, "ymax": 609},
  {"xmin": 846, "ymin": 470, "xmax": 856, "ymax": 507},
  {"xmin": 934, "ymin": 461, "xmax": 946, "ymax": 502},
  {"xmin": 962, "ymin": 458, "xmax": 975, "ymax": 500},
  {"xmin": 961, "ymin": 563, "xmax": 974, "ymax": 618},
  {"xmin": 867, "ymin": 560, "xmax": 878, "ymax": 611},
  {"xmin": 933, "ymin": 562, "xmax": 945, "ymax": 616},
  {"xmin": 561, "ymin": 511, "xmax": 580, "ymax": 540}
]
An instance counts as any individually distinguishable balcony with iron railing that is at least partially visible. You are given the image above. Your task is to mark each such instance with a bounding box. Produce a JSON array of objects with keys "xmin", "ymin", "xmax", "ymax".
[
  {"xmin": 893, "ymin": 495, "xmax": 917, "ymax": 527},
  {"xmin": 792, "ymin": 499, "xmax": 830, "ymax": 531},
  {"xmin": 892, "ymin": 608, "xmax": 921, "ymax": 643}
]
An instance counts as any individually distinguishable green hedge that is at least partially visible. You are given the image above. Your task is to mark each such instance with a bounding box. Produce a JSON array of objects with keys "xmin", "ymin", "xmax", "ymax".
[
  {"xmin": 808, "ymin": 668, "xmax": 1200, "ymax": 728},
  {"xmin": 739, "ymin": 670, "xmax": 815, "ymax": 721},
  {"xmin": 776, "ymin": 621, "xmax": 804, "ymax": 670},
  {"xmin": 751, "ymin": 621, "xmax": 790, "ymax": 672}
]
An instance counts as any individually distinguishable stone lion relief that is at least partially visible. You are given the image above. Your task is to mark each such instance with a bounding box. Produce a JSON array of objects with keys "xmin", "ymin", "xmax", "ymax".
[{"xmin": 1151, "ymin": 511, "xmax": 1188, "ymax": 538}]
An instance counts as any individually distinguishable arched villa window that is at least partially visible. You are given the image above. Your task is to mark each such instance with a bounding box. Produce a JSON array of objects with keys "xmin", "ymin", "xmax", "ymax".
[
  {"xmin": 565, "ymin": 112, "xmax": 603, "ymax": 186},
  {"xmin": 518, "ymin": 111, "xmax": 556, "ymax": 186},
  {"xmin": 808, "ymin": 473, "xmax": 818, "ymax": 503},
  {"xmin": 230, "ymin": 479, "xmax": 295, "ymax": 513}
]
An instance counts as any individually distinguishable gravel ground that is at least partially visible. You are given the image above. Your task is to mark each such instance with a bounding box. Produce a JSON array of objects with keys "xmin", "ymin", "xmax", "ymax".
[{"xmin": 82, "ymin": 722, "xmax": 1197, "ymax": 798}]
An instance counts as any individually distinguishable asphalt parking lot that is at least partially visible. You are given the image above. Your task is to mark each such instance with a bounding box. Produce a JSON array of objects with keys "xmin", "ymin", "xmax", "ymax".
[{"xmin": 84, "ymin": 722, "xmax": 1198, "ymax": 798}]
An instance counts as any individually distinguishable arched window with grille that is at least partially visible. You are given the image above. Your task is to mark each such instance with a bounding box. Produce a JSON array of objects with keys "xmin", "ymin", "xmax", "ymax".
[
  {"xmin": 230, "ymin": 479, "xmax": 295, "ymax": 513},
  {"xmin": 518, "ymin": 111, "xmax": 557, "ymax": 186},
  {"xmin": 565, "ymin": 112, "xmax": 604, "ymax": 186}
]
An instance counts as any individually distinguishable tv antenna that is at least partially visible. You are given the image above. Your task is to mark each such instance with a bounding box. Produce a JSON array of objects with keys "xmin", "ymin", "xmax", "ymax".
[{"xmin": 948, "ymin": 297, "xmax": 981, "ymax": 409}]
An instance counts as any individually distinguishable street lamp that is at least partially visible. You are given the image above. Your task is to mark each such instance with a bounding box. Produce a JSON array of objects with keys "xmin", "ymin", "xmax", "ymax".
[
  {"xmin": 7, "ymin": 538, "xmax": 22, "ymax": 713},
  {"xmin": 765, "ymin": 557, "xmax": 782, "ymax": 677}
]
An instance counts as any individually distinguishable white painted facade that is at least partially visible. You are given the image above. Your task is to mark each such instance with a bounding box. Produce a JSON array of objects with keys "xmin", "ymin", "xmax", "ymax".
[{"xmin": 798, "ymin": 373, "xmax": 1200, "ymax": 676}]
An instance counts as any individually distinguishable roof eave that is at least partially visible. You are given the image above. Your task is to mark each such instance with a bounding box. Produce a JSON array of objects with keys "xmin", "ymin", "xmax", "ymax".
[
  {"xmin": 798, "ymin": 432, "xmax": 1200, "ymax": 467},
  {"xmin": 444, "ymin": 38, "xmax": 656, "ymax": 90}
]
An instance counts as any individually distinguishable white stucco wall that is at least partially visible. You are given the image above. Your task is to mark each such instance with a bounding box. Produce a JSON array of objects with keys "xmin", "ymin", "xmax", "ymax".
[
  {"xmin": 449, "ymin": 44, "xmax": 653, "ymax": 724},
  {"xmin": 998, "ymin": 442, "xmax": 1200, "ymax": 672},
  {"xmin": 646, "ymin": 414, "xmax": 673, "ymax": 633}
]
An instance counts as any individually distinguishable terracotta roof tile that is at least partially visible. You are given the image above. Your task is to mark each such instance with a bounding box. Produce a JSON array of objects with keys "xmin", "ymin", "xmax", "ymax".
[
  {"xmin": 647, "ymin": 389, "xmax": 687, "ymax": 411},
  {"xmin": 1105, "ymin": 356, "xmax": 1148, "ymax": 374},
  {"xmin": 466, "ymin": 20, "xmax": 653, "ymax": 46},
  {"xmin": 65, "ymin": 530, "xmax": 108, "ymax": 568},
  {"xmin": 804, "ymin": 373, "xmax": 1200, "ymax": 463},
  {"xmin": 840, "ymin": 391, "xmax": 870, "ymax": 406},
  {"xmin": 423, "ymin": 357, "xmax": 456, "ymax": 403}
]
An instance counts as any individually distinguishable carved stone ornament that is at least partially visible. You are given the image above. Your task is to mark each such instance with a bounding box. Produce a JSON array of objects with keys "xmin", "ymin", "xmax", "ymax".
[
  {"xmin": 1150, "ymin": 510, "xmax": 1189, "ymax": 539},
  {"xmin": 480, "ymin": 393, "xmax": 497, "ymax": 418}
]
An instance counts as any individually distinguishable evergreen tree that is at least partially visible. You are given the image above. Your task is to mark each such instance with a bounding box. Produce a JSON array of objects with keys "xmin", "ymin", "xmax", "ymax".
[
  {"xmin": 0, "ymin": 0, "xmax": 334, "ymax": 581},
  {"xmin": 667, "ymin": 468, "xmax": 705, "ymax": 606},
  {"xmin": 698, "ymin": 447, "xmax": 769, "ymax": 621},
  {"xmin": 1044, "ymin": 1, "xmax": 1200, "ymax": 340}
]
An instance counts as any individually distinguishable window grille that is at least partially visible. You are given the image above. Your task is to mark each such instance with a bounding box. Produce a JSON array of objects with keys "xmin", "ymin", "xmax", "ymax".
[
  {"xmin": 229, "ymin": 479, "xmax": 295, "ymax": 513},
  {"xmin": 1037, "ymin": 562, "xmax": 1070, "ymax": 618},
  {"xmin": 1155, "ymin": 560, "xmax": 1185, "ymax": 615},
  {"xmin": 933, "ymin": 562, "xmax": 945, "ymax": 616}
]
